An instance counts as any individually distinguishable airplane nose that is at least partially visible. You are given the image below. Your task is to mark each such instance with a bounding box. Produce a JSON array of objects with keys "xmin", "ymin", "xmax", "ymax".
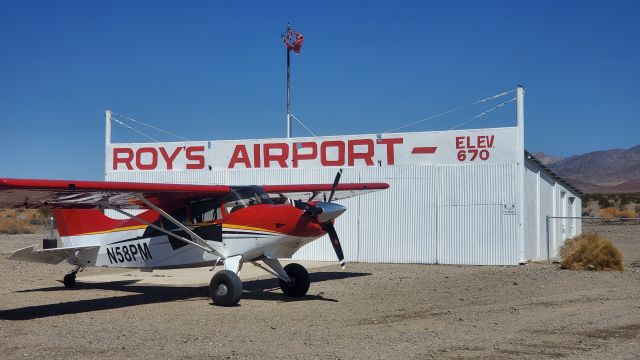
[{"xmin": 314, "ymin": 202, "xmax": 346, "ymax": 223}]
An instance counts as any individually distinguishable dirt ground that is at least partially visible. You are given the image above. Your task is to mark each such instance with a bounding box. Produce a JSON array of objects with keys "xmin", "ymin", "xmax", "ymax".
[{"xmin": 1, "ymin": 226, "xmax": 639, "ymax": 359}]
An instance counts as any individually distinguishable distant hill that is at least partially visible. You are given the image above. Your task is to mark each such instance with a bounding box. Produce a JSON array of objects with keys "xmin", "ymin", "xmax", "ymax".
[
  {"xmin": 532, "ymin": 152, "xmax": 563, "ymax": 165},
  {"xmin": 535, "ymin": 145, "xmax": 640, "ymax": 194}
]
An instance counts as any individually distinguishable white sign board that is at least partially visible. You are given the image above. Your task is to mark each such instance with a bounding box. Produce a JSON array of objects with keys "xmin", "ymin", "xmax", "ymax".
[{"xmin": 106, "ymin": 127, "xmax": 518, "ymax": 172}]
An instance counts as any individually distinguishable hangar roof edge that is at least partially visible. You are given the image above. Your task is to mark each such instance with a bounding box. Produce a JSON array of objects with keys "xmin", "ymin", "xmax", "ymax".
[{"xmin": 524, "ymin": 150, "xmax": 582, "ymax": 197}]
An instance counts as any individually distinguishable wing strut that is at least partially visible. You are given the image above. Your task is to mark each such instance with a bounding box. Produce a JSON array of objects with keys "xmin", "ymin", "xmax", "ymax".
[{"xmin": 102, "ymin": 195, "xmax": 224, "ymax": 259}]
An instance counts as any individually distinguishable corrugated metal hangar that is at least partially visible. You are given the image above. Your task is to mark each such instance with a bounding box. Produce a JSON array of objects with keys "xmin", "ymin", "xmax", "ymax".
[{"xmin": 104, "ymin": 87, "xmax": 581, "ymax": 265}]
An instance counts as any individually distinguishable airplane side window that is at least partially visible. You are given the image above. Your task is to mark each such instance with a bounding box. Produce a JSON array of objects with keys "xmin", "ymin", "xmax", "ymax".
[
  {"xmin": 189, "ymin": 199, "xmax": 218, "ymax": 224},
  {"xmin": 163, "ymin": 207, "xmax": 188, "ymax": 230}
]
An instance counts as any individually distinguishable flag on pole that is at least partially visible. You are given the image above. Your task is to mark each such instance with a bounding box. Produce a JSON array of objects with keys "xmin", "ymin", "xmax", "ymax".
[{"xmin": 282, "ymin": 26, "xmax": 304, "ymax": 53}]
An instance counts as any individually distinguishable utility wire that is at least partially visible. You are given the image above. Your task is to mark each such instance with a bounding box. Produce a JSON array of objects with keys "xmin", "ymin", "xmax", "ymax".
[
  {"xmin": 450, "ymin": 97, "xmax": 516, "ymax": 130},
  {"xmin": 382, "ymin": 89, "xmax": 515, "ymax": 134},
  {"xmin": 112, "ymin": 113, "xmax": 190, "ymax": 141},
  {"xmin": 110, "ymin": 118, "xmax": 159, "ymax": 142},
  {"xmin": 290, "ymin": 113, "xmax": 318, "ymax": 137}
]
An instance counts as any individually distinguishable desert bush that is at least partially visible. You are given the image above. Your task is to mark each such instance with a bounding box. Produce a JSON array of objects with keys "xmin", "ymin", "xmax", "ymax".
[
  {"xmin": 559, "ymin": 232, "xmax": 623, "ymax": 271},
  {"xmin": 0, "ymin": 217, "xmax": 34, "ymax": 234},
  {"xmin": 618, "ymin": 209, "xmax": 638, "ymax": 218},
  {"xmin": 0, "ymin": 209, "xmax": 35, "ymax": 234},
  {"xmin": 599, "ymin": 207, "xmax": 638, "ymax": 218},
  {"xmin": 599, "ymin": 207, "xmax": 618, "ymax": 218}
]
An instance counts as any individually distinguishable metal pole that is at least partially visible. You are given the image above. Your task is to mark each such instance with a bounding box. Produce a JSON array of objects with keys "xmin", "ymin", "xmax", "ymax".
[
  {"xmin": 545, "ymin": 216, "xmax": 550, "ymax": 264},
  {"xmin": 105, "ymin": 109, "xmax": 112, "ymax": 145},
  {"xmin": 105, "ymin": 109, "xmax": 112, "ymax": 178},
  {"xmin": 286, "ymin": 45, "xmax": 291, "ymax": 138},
  {"xmin": 516, "ymin": 86, "xmax": 525, "ymax": 263}
]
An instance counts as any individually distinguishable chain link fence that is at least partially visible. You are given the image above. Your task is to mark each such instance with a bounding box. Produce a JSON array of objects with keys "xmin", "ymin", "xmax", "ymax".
[
  {"xmin": 546, "ymin": 216, "xmax": 640, "ymax": 264},
  {"xmin": 0, "ymin": 210, "xmax": 56, "ymax": 237}
]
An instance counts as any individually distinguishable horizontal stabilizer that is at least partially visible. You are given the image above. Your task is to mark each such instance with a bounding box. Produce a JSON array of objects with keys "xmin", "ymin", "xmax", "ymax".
[{"xmin": 8, "ymin": 244, "xmax": 100, "ymax": 265}]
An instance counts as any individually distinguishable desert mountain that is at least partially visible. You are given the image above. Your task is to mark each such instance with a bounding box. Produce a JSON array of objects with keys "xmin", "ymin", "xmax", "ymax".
[
  {"xmin": 532, "ymin": 152, "xmax": 563, "ymax": 165},
  {"xmin": 539, "ymin": 145, "xmax": 640, "ymax": 193}
]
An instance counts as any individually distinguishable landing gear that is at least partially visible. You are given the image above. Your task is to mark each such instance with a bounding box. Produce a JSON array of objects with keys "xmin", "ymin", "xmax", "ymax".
[
  {"xmin": 62, "ymin": 265, "xmax": 83, "ymax": 289},
  {"xmin": 279, "ymin": 263, "xmax": 310, "ymax": 297},
  {"xmin": 209, "ymin": 270, "xmax": 243, "ymax": 306},
  {"xmin": 63, "ymin": 273, "xmax": 76, "ymax": 288}
]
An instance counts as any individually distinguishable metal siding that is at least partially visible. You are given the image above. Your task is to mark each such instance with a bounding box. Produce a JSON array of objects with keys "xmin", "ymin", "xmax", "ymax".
[
  {"xmin": 437, "ymin": 204, "xmax": 517, "ymax": 265},
  {"xmin": 437, "ymin": 163, "xmax": 518, "ymax": 265},
  {"xmin": 523, "ymin": 162, "xmax": 541, "ymax": 260},
  {"xmin": 357, "ymin": 166, "xmax": 438, "ymax": 263},
  {"xmin": 106, "ymin": 162, "xmax": 520, "ymax": 265}
]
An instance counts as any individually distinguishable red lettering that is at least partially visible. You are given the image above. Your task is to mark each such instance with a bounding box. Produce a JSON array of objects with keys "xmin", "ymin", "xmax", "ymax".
[
  {"xmin": 348, "ymin": 139, "xmax": 374, "ymax": 166},
  {"xmin": 477, "ymin": 136, "xmax": 487, "ymax": 148},
  {"xmin": 113, "ymin": 148, "xmax": 134, "ymax": 170},
  {"xmin": 253, "ymin": 143, "xmax": 261, "ymax": 168},
  {"xmin": 135, "ymin": 148, "xmax": 158, "ymax": 170},
  {"xmin": 455, "ymin": 136, "xmax": 464, "ymax": 149},
  {"xmin": 320, "ymin": 141, "xmax": 345, "ymax": 166},
  {"xmin": 159, "ymin": 147, "xmax": 182, "ymax": 170},
  {"xmin": 264, "ymin": 143, "xmax": 289, "ymax": 168},
  {"xmin": 185, "ymin": 146, "xmax": 205, "ymax": 169},
  {"xmin": 292, "ymin": 142, "xmax": 317, "ymax": 168},
  {"xmin": 486, "ymin": 135, "xmax": 494, "ymax": 148},
  {"xmin": 228, "ymin": 145, "xmax": 251, "ymax": 168},
  {"xmin": 465, "ymin": 136, "xmax": 475, "ymax": 149},
  {"xmin": 377, "ymin": 138, "xmax": 403, "ymax": 165}
]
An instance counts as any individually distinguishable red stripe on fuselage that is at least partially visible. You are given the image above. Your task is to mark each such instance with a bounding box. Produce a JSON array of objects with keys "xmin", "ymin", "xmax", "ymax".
[{"xmin": 54, "ymin": 209, "xmax": 159, "ymax": 237}]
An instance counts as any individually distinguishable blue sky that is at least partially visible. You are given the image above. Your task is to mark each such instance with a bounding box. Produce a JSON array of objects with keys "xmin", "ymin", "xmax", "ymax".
[{"xmin": 1, "ymin": 1, "xmax": 639, "ymax": 180}]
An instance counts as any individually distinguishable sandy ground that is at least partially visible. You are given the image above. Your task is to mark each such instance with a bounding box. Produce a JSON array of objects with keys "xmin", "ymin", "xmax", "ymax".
[{"xmin": 1, "ymin": 226, "xmax": 639, "ymax": 359}]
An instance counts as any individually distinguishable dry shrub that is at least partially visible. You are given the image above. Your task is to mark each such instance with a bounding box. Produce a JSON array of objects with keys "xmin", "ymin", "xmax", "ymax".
[
  {"xmin": 618, "ymin": 209, "xmax": 638, "ymax": 218},
  {"xmin": 599, "ymin": 207, "xmax": 638, "ymax": 219},
  {"xmin": 559, "ymin": 232, "xmax": 623, "ymax": 271},
  {"xmin": 0, "ymin": 209, "xmax": 34, "ymax": 234}
]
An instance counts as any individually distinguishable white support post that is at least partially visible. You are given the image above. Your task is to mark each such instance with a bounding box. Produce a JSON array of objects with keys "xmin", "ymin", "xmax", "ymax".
[
  {"xmin": 516, "ymin": 86, "xmax": 526, "ymax": 263},
  {"xmin": 105, "ymin": 110, "xmax": 112, "ymax": 179},
  {"xmin": 105, "ymin": 109, "xmax": 112, "ymax": 145}
]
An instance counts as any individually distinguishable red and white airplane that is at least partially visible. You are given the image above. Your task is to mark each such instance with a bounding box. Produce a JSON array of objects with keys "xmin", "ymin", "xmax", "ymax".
[{"xmin": 0, "ymin": 171, "xmax": 388, "ymax": 306}]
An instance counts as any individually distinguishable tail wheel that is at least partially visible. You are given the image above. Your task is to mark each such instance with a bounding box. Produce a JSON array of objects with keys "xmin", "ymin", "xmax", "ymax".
[
  {"xmin": 63, "ymin": 273, "xmax": 76, "ymax": 288},
  {"xmin": 279, "ymin": 263, "xmax": 310, "ymax": 297},
  {"xmin": 209, "ymin": 270, "xmax": 243, "ymax": 306}
]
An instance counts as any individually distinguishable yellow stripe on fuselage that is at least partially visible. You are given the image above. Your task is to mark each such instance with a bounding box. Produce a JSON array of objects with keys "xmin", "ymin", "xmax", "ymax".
[
  {"xmin": 77, "ymin": 223, "xmax": 277, "ymax": 237},
  {"xmin": 79, "ymin": 225, "xmax": 147, "ymax": 236},
  {"xmin": 222, "ymin": 223, "xmax": 279, "ymax": 234}
]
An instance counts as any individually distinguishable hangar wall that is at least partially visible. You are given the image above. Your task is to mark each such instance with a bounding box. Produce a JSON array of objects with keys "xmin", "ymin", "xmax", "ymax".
[
  {"xmin": 105, "ymin": 125, "xmax": 529, "ymax": 265},
  {"xmin": 523, "ymin": 155, "xmax": 582, "ymax": 261}
]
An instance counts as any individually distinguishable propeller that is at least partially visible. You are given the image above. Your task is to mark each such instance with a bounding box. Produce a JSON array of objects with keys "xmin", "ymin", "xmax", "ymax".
[
  {"xmin": 323, "ymin": 169, "xmax": 346, "ymax": 269},
  {"xmin": 327, "ymin": 168, "xmax": 342, "ymax": 203},
  {"xmin": 291, "ymin": 169, "xmax": 347, "ymax": 268},
  {"xmin": 323, "ymin": 222, "xmax": 346, "ymax": 269}
]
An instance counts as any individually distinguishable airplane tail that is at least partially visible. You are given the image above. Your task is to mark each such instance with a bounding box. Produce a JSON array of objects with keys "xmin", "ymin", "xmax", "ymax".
[{"xmin": 53, "ymin": 209, "xmax": 158, "ymax": 247}]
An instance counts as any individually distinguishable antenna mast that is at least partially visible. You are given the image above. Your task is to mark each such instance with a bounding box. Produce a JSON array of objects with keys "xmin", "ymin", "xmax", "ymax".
[{"xmin": 282, "ymin": 24, "xmax": 304, "ymax": 138}]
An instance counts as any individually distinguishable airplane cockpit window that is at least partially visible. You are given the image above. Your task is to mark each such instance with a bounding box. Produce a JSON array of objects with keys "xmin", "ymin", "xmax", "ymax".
[
  {"xmin": 222, "ymin": 186, "xmax": 273, "ymax": 214},
  {"xmin": 189, "ymin": 199, "xmax": 219, "ymax": 224}
]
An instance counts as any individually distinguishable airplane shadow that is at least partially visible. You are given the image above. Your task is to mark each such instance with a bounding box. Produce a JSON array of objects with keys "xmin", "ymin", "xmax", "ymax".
[{"xmin": 0, "ymin": 271, "xmax": 370, "ymax": 321}]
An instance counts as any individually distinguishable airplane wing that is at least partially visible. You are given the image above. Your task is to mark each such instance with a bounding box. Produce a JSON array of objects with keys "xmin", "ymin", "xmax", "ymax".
[
  {"xmin": 0, "ymin": 178, "xmax": 231, "ymax": 209},
  {"xmin": 261, "ymin": 183, "xmax": 389, "ymax": 202}
]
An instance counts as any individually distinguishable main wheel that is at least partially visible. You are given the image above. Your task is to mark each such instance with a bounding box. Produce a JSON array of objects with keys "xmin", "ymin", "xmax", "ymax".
[
  {"xmin": 63, "ymin": 273, "xmax": 76, "ymax": 288},
  {"xmin": 279, "ymin": 263, "xmax": 310, "ymax": 297},
  {"xmin": 209, "ymin": 270, "xmax": 243, "ymax": 306}
]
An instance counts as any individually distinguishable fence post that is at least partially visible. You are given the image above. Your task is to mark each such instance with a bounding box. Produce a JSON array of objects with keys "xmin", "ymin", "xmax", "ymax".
[
  {"xmin": 545, "ymin": 215, "xmax": 550, "ymax": 264},
  {"xmin": 49, "ymin": 216, "xmax": 55, "ymax": 239}
]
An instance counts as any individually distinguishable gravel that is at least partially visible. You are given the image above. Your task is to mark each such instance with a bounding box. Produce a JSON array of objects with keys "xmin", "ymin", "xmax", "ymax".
[{"xmin": 1, "ymin": 225, "xmax": 639, "ymax": 359}]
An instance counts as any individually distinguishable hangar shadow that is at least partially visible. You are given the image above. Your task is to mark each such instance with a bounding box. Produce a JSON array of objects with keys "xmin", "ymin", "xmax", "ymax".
[{"xmin": 0, "ymin": 271, "xmax": 370, "ymax": 321}]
